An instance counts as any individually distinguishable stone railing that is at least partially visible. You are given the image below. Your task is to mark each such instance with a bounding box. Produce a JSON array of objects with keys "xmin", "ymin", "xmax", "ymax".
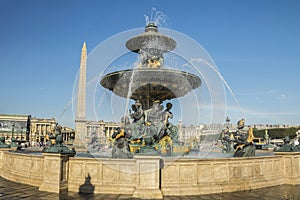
[{"xmin": 1, "ymin": 149, "xmax": 300, "ymax": 199}]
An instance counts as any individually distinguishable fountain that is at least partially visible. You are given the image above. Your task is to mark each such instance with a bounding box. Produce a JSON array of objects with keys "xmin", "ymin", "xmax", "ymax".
[
  {"xmin": 2, "ymin": 19, "xmax": 300, "ymax": 199},
  {"xmin": 100, "ymin": 23, "xmax": 201, "ymax": 157},
  {"xmin": 101, "ymin": 23, "xmax": 201, "ymax": 110}
]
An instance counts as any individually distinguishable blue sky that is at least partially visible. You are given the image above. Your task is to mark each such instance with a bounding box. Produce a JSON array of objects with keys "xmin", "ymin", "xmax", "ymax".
[{"xmin": 0, "ymin": 0, "xmax": 299, "ymax": 127}]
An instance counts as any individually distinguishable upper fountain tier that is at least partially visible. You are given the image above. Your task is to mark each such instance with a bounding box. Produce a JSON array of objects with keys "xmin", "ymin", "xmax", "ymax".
[
  {"xmin": 126, "ymin": 23, "xmax": 176, "ymax": 68},
  {"xmin": 100, "ymin": 23, "xmax": 201, "ymax": 110},
  {"xmin": 126, "ymin": 22, "xmax": 176, "ymax": 53}
]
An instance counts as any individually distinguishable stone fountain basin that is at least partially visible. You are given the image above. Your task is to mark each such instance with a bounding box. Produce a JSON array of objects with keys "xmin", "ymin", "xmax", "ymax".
[
  {"xmin": 125, "ymin": 31, "xmax": 177, "ymax": 53},
  {"xmin": 100, "ymin": 68, "xmax": 201, "ymax": 103}
]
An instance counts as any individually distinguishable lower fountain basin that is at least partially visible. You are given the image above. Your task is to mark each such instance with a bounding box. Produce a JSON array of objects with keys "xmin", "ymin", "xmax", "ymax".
[{"xmin": 100, "ymin": 68, "xmax": 201, "ymax": 109}]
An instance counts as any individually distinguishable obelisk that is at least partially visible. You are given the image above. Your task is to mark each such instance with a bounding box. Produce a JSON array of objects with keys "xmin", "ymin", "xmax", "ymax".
[{"xmin": 74, "ymin": 42, "xmax": 87, "ymax": 149}]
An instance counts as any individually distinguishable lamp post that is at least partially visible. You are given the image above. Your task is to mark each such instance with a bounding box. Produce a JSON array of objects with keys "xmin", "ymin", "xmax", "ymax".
[
  {"xmin": 21, "ymin": 126, "xmax": 23, "ymax": 142},
  {"xmin": 12, "ymin": 123, "xmax": 15, "ymax": 139},
  {"xmin": 225, "ymin": 116, "xmax": 230, "ymax": 129}
]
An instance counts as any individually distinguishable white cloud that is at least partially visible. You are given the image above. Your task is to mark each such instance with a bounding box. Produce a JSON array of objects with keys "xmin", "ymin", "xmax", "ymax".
[{"xmin": 277, "ymin": 94, "xmax": 287, "ymax": 100}]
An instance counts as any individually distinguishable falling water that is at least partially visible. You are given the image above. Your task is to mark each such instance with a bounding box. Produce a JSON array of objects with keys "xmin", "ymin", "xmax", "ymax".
[
  {"xmin": 123, "ymin": 17, "xmax": 168, "ymax": 117},
  {"xmin": 95, "ymin": 91, "xmax": 107, "ymax": 121},
  {"xmin": 188, "ymin": 57, "xmax": 245, "ymax": 119},
  {"xmin": 58, "ymin": 99, "xmax": 73, "ymax": 121},
  {"xmin": 60, "ymin": 74, "xmax": 100, "ymax": 122},
  {"xmin": 123, "ymin": 69, "xmax": 136, "ymax": 118},
  {"xmin": 181, "ymin": 57, "xmax": 245, "ymax": 158}
]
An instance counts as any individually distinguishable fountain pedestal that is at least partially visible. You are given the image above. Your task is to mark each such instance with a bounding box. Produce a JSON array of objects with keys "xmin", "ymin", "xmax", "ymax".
[
  {"xmin": 73, "ymin": 119, "xmax": 88, "ymax": 151},
  {"xmin": 132, "ymin": 156, "xmax": 163, "ymax": 199}
]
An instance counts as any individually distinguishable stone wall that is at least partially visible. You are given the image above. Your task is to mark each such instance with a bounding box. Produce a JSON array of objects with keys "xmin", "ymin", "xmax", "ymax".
[
  {"xmin": 276, "ymin": 152, "xmax": 300, "ymax": 185},
  {"xmin": 68, "ymin": 156, "xmax": 162, "ymax": 198},
  {"xmin": 0, "ymin": 151, "xmax": 44, "ymax": 187},
  {"xmin": 1, "ymin": 150, "xmax": 300, "ymax": 198},
  {"xmin": 161, "ymin": 156, "xmax": 283, "ymax": 195},
  {"xmin": 68, "ymin": 157, "xmax": 137, "ymax": 194}
]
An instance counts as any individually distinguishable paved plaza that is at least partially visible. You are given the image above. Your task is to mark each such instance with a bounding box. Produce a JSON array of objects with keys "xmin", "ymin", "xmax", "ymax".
[{"xmin": 0, "ymin": 177, "xmax": 299, "ymax": 200}]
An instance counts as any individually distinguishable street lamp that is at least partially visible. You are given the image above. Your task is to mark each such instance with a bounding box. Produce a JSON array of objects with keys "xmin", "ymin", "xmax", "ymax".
[
  {"xmin": 11, "ymin": 123, "xmax": 15, "ymax": 139},
  {"xmin": 226, "ymin": 116, "xmax": 230, "ymax": 124},
  {"xmin": 21, "ymin": 127, "xmax": 23, "ymax": 142},
  {"xmin": 225, "ymin": 116, "xmax": 230, "ymax": 129}
]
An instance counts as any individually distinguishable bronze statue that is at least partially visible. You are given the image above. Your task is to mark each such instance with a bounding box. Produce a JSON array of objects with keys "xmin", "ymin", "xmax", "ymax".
[
  {"xmin": 163, "ymin": 103, "xmax": 178, "ymax": 143},
  {"xmin": 221, "ymin": 129, "xmax": 234, "ymax": 153},
  {"xmin": 54, "ymin": 123, "xmax": 62, "ymax": 135},
  {"xmin": 126, "ymin": 101, "xmax": 145, "ymax": 139},
  {"xmin": 233, "ymin": 120, "xmax": 255, "ymax": 157},
  {"xmin": 275, "ymin": 136, "xmax": 296, "ymax": 152},
  {"xmin": 143, "ymin": 100, "xmax": 165, "ymax": 141},
  {"xmin": 0, "ymin": 136, "xmax": 10, "ymax": 148},
  {"xmin": 111, "ymin": 128, "xmax": 132, "ymax": 159}
]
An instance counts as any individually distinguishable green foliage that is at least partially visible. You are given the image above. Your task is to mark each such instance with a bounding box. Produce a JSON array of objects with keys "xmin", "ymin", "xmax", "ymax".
[{"xmin": 253, "ymin": 127, "xmax": 300, "ymax": 139}]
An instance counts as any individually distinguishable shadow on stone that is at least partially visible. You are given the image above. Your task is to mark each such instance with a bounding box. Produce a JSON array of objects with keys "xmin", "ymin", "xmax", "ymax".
[{"xmin": 79, "ymin": 173, "xmax": 95, "ymax": 195}]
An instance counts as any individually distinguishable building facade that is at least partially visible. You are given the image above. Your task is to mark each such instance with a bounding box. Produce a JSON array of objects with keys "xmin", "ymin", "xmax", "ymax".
[
  {"xmin": 0, "ymin": 114, "xmax": 76, "ymax": 146},
  {"xmin": 85, "ymin": 120, "xmax": 119, "ymax": 146},
  {"xmin": 30, "ymin": 117, "xmax": 56, "ymax": 146},
  {"xmin": 0, "ymin": 114, "xmax": 30, "ymax": 142},
  {"xmin": 61, "ymin": 127, "xmax": 76, "ymax": 144},
  {"xmin": 178, "ymin": 120, "xmax": 203, "ymax": 145}
]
